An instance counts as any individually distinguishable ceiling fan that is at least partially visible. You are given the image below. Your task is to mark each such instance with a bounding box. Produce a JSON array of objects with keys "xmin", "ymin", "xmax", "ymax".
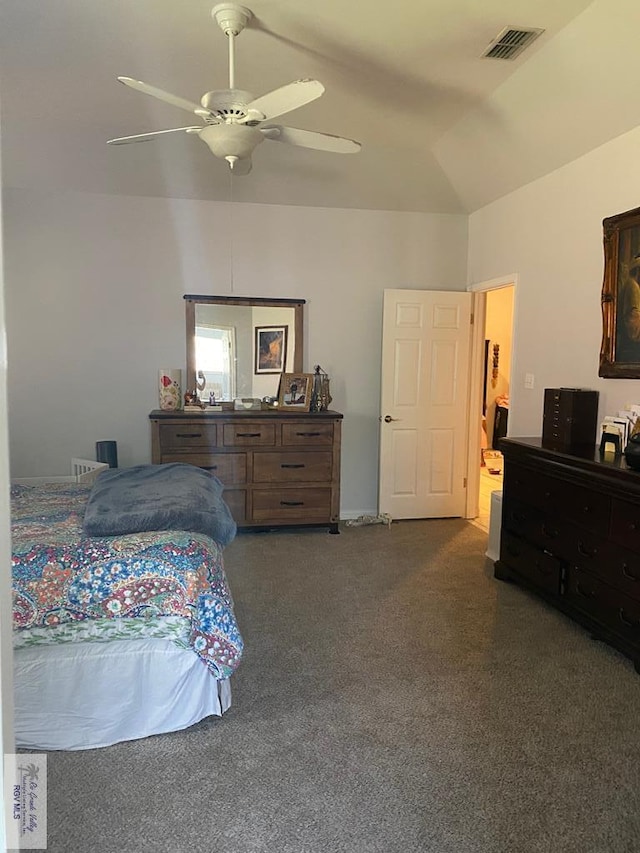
[{"xmin": 107, "ymin": 2, "xmax": 361, "ymax": 175}]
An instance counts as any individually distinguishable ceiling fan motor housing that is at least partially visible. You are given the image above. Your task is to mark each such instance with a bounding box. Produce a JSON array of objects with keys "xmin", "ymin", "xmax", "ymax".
[
  {"xmin": 200, "ymin": 89, "xmax": 256, "ymax": 120},
  {"xmin": 199, "ymin": 123, "xmax": 264, "ymax": 160}
]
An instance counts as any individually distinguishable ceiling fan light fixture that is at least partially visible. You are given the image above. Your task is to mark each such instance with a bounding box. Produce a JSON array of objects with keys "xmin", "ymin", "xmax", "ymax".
[{"xmin": 198, "ymin": 123, "xmax": 264, "ymax": 160}]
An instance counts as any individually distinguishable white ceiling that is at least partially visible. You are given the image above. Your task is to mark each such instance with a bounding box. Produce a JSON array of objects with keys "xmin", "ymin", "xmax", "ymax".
[{"xmin": 1, "ymin": 0, "xmax": 635, "ymax": 214}]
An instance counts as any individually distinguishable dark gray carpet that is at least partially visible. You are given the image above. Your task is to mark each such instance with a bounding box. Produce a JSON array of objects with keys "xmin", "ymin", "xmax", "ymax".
[{"xmin": 43, "ymin": 520, "xmax": 640, "ymax": 852}]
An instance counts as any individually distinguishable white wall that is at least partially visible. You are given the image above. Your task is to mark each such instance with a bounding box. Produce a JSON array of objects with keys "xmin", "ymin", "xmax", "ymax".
[
  {"xmin": 468, "ymin": 123, "xmax": 640, "ymax": 440},
  {"xmin": 4, "ymin": 189, "xmax": 468, "ymax": 516}
]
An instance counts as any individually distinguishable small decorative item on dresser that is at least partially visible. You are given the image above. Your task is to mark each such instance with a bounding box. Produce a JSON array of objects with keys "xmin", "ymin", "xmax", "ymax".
[
  {"xmin": 624, "ymin": 433, "xmax": 640, "ymax": 469},
  {"xmin": 158, "ymin": 369, "xmax": 182, "ymax": 411},
  {"xmin": 541, "ymin": 388, "xmax": 599, "ymax": 453},
  {"xmin": 278, "ymin": 373, "xmax": 313, "ymax": 412},
  {"xmin": 310, "ymin": 365, "xmax": 332, "ymax": 412}
]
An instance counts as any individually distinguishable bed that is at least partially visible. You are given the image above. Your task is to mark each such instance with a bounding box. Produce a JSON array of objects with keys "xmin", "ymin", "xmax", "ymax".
[{"xmin": 11, "ymin": 462, "xmax": 243, "ymax": 750}]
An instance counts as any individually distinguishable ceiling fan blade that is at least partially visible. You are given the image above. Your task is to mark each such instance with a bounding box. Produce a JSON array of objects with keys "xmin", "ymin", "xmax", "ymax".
[
  {"xmin": 230, "ymin": 157, "xmax": 252, "ymax": 176},
  {"xmin": 245, "ymin": 79, "xmax": 325, "ymax": 123},
  {"xmin": 107, "ymin": 127, "xmax": 201, "ymax": 145},
  {"xmin": 261, "ymin": 125, "xmax": 361, "ymax": 154},
  {"xmin": 117, "ymin": 77, "xmax": 212, "ymax": 117}
]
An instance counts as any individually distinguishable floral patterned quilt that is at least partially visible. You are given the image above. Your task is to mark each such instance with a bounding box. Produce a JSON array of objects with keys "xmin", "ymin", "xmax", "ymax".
[{"xmin": 11, "ymin": 482, "xmax": 243, "ymax": 679}]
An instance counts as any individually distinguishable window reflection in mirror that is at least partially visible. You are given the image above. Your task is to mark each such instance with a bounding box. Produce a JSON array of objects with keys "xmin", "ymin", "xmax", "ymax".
[
  {"xmin": 194, "ymin": 323, "xmax": 236, "ymax": 400},
  {"xmin": 185, "ymin": 296, "xmax": 304, "ymax": 401}
]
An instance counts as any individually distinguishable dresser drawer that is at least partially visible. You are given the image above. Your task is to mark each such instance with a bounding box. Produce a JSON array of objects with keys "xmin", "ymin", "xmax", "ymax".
[
  {"xmin": 611, "ymin": 499, "xmax": 640, "ymax": 553},
  {"xmin": 500, "ymin": 531, "xmax": 563, "ymax": 596},
  {"xmin": 252, "ymin": 487, "xmax": 332, "ymax": 522},
  {"xmin": 568, "ymin": 535, "xmax": 640, "ymax": 603},
  {"xmin": 223, "ymin": 423, "xmax": 275, "ymax": 447},
  {"xmin": 561, "ymin": 483, "xmax": 610, "ymax": 535},
  {"xmin": 504, "ymin": 462, "xmax": 546, "ymax": 504},
  {"xmin": 565, "ymin": 566, "xmax": 640, "ymax": 641},
  {"xmin": 505, "ymin": 463, "xmax": 609, "ymax": 535},
  {"xmin": 253, "ymin": 452, "xmax": 333, "ymax": 483},
  {"xmin": 160, "ymin": 452, "xmax": 246, "ymax": 484},
  {"xmin": 281, "ymin": 423, "xmax": 334, "ymax": 446},
  {"xmin": 502, "ymin": 498, "xmax": 544, "ymax": 541},
  {"xmin": 559, "ymin": 524, "xmax": 640, "ymax": 600},
  {"xmin": 159, "ymin": 423, "xmax": 217, "ymax": 449}
]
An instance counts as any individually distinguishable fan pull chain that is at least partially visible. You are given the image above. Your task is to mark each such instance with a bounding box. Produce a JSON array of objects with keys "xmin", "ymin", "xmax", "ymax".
[{"xmin": 229, "ymin": 167, "xmax": 234, "ymax": 294}]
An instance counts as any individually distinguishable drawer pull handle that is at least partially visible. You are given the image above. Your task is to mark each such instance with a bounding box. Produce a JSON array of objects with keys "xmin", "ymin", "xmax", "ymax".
[
  {"xmin": 281, "ymin": 463, "xmax": 305, "ymax": 469},
  {"xmin": 296, "ymin": 431, "xmax": 321, "ymax": 437},
  {"xmin": 575, "ymin": 580, "xmax": 594, "ymax": 599},
  {"xmin": 577, "ymin": 541, "xmax": 597, "ymax": 559},
  {"xmin": 512, "ymin": 511, "xmax": 526, "ymax": 523},
  {"xmin": 176, "ymin": 432, "xmax": 202, "ymax": 438},
  {"xmin": 203, "ymin": 465, "xmax": 218, "ymax": 471},
  {"xmin": 237, "ymin": 432, "xmax": 261, "ymax": 438},
  {"xmin": 629, "ymin": 521, "xmax": 639, "ymax": 532},
  {"xmin": 280, "ymin": 500, "xmax": 304, "ymax": 507},
  {"xmin": 582, "ymin": 505, "xmax": 593, "ymax": 514},
  {"xmin": 542, "ymin": 524, "xmax": 559, "ymax": 539},
  {"xmin": 622, "ymin": 563, "xmax": 639, "ymax": 582},
  {"xmin": 619, "ymin": 608, "xmax": 637, "ymax": 628}
]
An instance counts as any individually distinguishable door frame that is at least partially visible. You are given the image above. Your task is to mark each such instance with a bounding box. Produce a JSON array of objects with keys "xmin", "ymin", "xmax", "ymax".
[{"xmin": 465, "ymin": 274, "xmax": 518, "ymax": 519}]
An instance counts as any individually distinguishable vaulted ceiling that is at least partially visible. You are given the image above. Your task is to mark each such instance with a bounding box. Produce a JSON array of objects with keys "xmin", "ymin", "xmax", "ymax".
[{"xmin": 1, "ymin": 0, "xmax": 637, "ymax": 213}]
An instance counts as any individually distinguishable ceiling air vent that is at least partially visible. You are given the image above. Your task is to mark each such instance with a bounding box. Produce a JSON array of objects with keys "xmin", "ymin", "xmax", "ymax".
[{"xmin": 482, "ymin": 26, "xmax": 544, "ymax": 60}]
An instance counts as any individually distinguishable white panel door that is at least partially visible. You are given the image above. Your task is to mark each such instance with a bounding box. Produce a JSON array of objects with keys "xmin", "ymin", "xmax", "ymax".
[{"xmin": 379, "ymin": 289, "xmax": 472, "ymax": 519}]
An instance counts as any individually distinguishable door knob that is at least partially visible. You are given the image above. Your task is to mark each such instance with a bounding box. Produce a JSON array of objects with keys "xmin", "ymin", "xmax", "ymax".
[{"xmin": 384, "ymin": 415, "xmax": 399, "ymax": 423}]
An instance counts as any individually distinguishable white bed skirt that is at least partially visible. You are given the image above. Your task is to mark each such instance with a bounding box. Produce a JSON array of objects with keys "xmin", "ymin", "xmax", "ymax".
[{"xmin": 14, "ymin": 638, "xmax": 231, "ymax": 751}]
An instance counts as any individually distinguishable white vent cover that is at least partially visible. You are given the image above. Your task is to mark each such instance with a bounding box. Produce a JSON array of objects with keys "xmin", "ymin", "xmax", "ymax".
[{"xmin": 482, "ymin": 26, "xmax": 544, "ymax": 60}]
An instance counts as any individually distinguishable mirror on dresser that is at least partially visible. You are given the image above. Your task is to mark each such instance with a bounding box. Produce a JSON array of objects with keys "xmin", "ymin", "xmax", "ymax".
[{"xmin": 185, "ymin": 295, "xmax": 305, "ymax": 402}]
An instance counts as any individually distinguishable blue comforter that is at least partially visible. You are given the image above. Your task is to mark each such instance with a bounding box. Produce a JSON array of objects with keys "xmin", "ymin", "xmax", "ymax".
[{"xmin": 83, "ymin": 463, "xmax": 237, "ymax": 547}]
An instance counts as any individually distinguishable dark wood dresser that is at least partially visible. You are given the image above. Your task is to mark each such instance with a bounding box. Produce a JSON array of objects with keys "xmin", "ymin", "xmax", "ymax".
[
  {"xmin": 496, "ymin": 437, "xmax": 640, "ymax": 672},
  {"xmin": 150, "ymin": 409, "xmax": 342, "ymax": 532}
]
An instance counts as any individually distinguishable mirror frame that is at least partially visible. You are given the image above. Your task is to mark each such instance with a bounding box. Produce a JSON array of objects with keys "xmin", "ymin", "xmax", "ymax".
[{"xmin": 184, "ymin": 294, "xmax": 305, "ymax": 397}]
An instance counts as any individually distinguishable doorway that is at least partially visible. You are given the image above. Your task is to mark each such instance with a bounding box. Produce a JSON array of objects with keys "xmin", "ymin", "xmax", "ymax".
[{"xmin": 467, "ymin": 279, "xmax": 515, "ymax": 533}]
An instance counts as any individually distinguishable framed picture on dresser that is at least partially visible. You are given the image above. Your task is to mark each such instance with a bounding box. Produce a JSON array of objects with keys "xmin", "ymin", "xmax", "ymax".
[
  {"xmin": 600, "ymin": 205, "xmax": 640, "ymax": 378},
  {"xmin": 278, "ymin": 373, "xmax": 313, "ymax": 412}
]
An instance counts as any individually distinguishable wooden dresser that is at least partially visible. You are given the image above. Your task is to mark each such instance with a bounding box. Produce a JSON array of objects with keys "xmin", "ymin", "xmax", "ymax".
[
  {"xmin": 496, "ymin": 437, "xmax": 640, "ymax": 672},
  {"xmin": 149, "ymin": 409, "xmax": 343, "ymax": 532}
]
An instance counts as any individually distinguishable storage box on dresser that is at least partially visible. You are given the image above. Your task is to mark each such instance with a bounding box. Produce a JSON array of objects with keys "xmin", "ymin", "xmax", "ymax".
[
  {"xmin": 150, "ymin": 410, "xmax": 342, "ymax": 532},
  {"xmin": 496, "ymin": 437, "xmax": 640, "ymax": 673},
  {"xmin": 541, "ymin": 387, "xmax": 599, "ymax": 452}
]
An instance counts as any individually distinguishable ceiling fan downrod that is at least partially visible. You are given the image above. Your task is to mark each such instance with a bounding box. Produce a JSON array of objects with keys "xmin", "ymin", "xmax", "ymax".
[{"xmin": 211, "ymin": 3, "xmax": 252, "ymax": 90}]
